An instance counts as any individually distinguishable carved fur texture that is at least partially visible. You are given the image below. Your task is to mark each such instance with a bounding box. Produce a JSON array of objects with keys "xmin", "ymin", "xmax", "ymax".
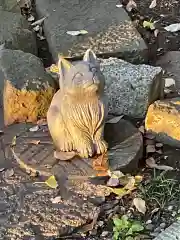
[{"xmin": 47, "ymin": 49, "xmax": 108, "ymax": 159}]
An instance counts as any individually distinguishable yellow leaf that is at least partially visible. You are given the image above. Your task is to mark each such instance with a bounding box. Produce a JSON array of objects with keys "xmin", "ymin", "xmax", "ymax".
[
  {"xmin": 49, "ymin": 64, "xmax": 59, "ymax": 73},
  {"xmin": 110, "ymin": 187, "xmax": 131, "ymax": 197},
  {"xmin": 143, "ymin": 20, "xmax": 155, "ymax": 30},
  {"xmin": 11, "ymin": 136, "xmax": 17, "ymax": 147},
  {"xmin": 79, "ymin": 30, "xmax": 88, "ymax": 34},
  {"xmin": 124, "ymin": 176, "xmax": 136, "ymax": 190},
  {"xmin": 135, "ymin": 175, "xmax": 143, "ymax": 183},
  {"xmin": 45, "ymin": 175, "xmax": 58, "ymax": 189}
]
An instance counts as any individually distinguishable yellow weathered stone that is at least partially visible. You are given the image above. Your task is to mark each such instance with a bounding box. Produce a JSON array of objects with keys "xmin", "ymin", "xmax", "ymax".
[
  {"xmin": 145, "ymin": 98, "xmax": 180, "ymax": 141},
  {"xmin": 3, "ymin": 80, "xmax": 56, "ymax": 126}
]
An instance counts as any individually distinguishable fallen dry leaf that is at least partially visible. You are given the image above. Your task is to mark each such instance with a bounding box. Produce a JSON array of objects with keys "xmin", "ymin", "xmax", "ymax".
[
  {"xmin": 106, "ymin": 115, "xmax": 123, "ymax": 124},
  {"xmin": 110, "ymin": 187, "xmax": 132, "ymax": 197},
  {"xmin": 45, "ymin": 175, "xmax": 58, "ymax": 189},
  {"xmin": 143, "ymin": 20, "xmax": 155, "ymax": 30},
  {"xmin": 124, "ymin": 176, "xmax": 136, "ymax": 190},
  {"xmin": 50, "ymin": 196, "xmax": 61, "ymax": 203},
  {"xmin": 29, "ymin": 140, "xmax": 40, "ymax": 145},
  {"xmin": 4, "ymin": 168, "xmax": 14, "ymax": 178},
  {"xmin": 151, "ymin": 207, "xmax": 160, "ymax": 215},
  {"xmin": 126, "ymin": 0, "xmax": 137, "ymax": 12},
  {"xmin": 116, "ymin": 4, "xmax": 123, "ymax": 8},
  {"xmin": 164, "ymin": 23, "xmax": 180, "ymax": 32},
  {"xmin": 29, "ymin": 125, "xmax": 39, "ymax": 132},
  {"xmin": 31, "ymin": 16, "xmax": 47, "ymax": 26},
  {"xmin": 165, "ymin": 78, "xmax": 175, "ymax": 88},
  {"xmin": 133, "ymin": 197, "xmax": 146, "ymax": 214},
  {"xmin": 149, "ymin": 0, "xmax": 157, "ymax": 8},
  {"xmin": 28, "ymin": 15, "xmax": 35, "ymax": 22},
  {"xmin": 135, "ymin": 175, "xmax": 143, "ymax": 183},
  {"xmin": 66, "ymin": 30, "xmax": 88, "ymax": 36},
  {"xmin": 146, "ymin": 157, "xmax": 174, "ymax": 171}
]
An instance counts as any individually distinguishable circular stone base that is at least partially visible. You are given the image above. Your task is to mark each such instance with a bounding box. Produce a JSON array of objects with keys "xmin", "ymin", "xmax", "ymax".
[{"xmin": 12, "ymin": 119, "xmax": 143, "ymax": 177}]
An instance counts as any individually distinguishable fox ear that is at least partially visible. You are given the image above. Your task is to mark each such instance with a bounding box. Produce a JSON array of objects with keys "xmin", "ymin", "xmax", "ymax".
[
  {"xmin": 58, "ymin": 55, "xmax": 73, "ymax": 89},
  {"xmin": 83, "ymin": 49, "xmax": 97, "ymax": 65}
]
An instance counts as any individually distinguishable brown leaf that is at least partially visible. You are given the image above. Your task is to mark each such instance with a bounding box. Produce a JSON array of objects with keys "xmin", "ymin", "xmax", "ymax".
[
  {"xmin": 126, "ymin": 0, "xmax": 137, "ymax": 12},
  {"xmin": 133, "ymin": 197, "xmax": 146, "ymax": 214},
  {"xmin": 4, "ymin": 168, "xmax": 14, "ymax": 178},
  {"xmin": 29, "ymin": 140, "xmax": 40, "ymax": 145}
]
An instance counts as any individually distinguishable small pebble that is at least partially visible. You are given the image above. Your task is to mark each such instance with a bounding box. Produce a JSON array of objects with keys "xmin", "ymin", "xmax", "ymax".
[
  {"xmin": 146, "ymin": 144, "xmax": 156, "ymax": 153},
  {"xmin": 154, "ymin": 227, "xmax": 161, "ymax": 233},
  {"xmin": 145, "ymin": 132, "xmax": 155, "ymax": 139},
  {"xmin": 146, "ymin": 224, "xmax": 154, "ymax": 231},
  {"xmin": 168, "ymin": 205, "xmax": 173, "ymax": 211},
  {"xmin": 156, "ymin": 142, "xmax": 163, "ymax": 148},
  {"xmin": 172, "ymin": 211, "xmax": 176, "ymax": 217},
  {"xmin": 160, "ymin": 222, "xmax": 166, "ymax": 229},
  {"xmin": 98, "ymin": 221, "xmax": 104, "ymax": 227},
  {"xmin": 101, "ymin": 231, "xmax": 109, "ymax": 237},
  {"xmin": 146, "ymin": 219, "xmax": 152, "ymax": 224},
  {"xmin": 156, "ymin": 149, "xmax": 163, "ymax": 154},
  {"xmin": 29, "ymin": 125, "xmax": 39, "ymax": 132}
]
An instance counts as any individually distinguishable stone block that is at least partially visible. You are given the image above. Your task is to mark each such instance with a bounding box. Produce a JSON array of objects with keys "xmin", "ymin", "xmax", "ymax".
[
  {"xmin": 0, "ymin": 10, "xmax": 37, "ymax": 55},
  {"xmin": 145, "ymin": 98, "xmax": 180, "ymax": 147},
  {"xmin": 100, "ymin": 58, "xmax": 164, "ymax": 118},
  {"xmin": 0, "ymin": 49, "xmax": 57, "ymax": 126},
  {"xmin": 35, "ymin": 0, "xmax": 148, "ymax": 63}
]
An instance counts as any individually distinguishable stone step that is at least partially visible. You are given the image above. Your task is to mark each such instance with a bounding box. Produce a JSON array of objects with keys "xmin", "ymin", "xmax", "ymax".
[{"xmin": 35, "ymin": 0, "xmax": 148, "ymax": 63}]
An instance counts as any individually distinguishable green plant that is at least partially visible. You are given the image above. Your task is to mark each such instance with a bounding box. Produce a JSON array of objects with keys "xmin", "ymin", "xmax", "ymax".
[
  {"xmin": 138, "ymin": 171, "xmax": 180, "ymax": 209},
  {"xmin": 113, "ymin": 215, "xmax": 144, "ymax": 240}
]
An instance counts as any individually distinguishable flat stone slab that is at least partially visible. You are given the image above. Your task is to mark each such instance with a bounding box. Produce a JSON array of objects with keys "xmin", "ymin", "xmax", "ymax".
[
  {"xmin": 35, "ymin": 0, "xmax": 147, "ymax": 63},
  {"xmin": 154, "ymin": 220, "xmax": 180, "ymax": 240},
  {"xmin": 0, "ymin": 10, "xmax": 37, "ymax": 55},
  {"xmin": 156, "ymin": 51, "xmax": 180, "ymax": 92},
  {"xmin": 0, "ymin": 0, "xmax": 20, "ymax": 13},
  {"xmin": 0, "ymin": 118, "xmax": 143, "ymax": 238}
]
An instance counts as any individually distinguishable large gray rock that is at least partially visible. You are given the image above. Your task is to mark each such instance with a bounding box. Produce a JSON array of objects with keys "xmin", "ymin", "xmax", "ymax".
[
  {"xmin": 154, "ymin": 221, "xmax": 180, "ymax": 240},
  {"xmin": 35, "ymin": 0, "xmax": 147, "ymax": 63},
  {"xmin": 0, "ymin": 10, "xmax": 37, "ymax": 55},
  {"xmin": 0, "ymin": 49, "xmax": 57, "ymax": 125},
  {"xmin": 100, "ymin": 58, "xmax": 164, "ymax": 118},
  {"xmin": 156, "ymin": 51, "xmax": 180, "ymax": 95},
  {"xmin": 0, "ymin": 0, "xmax": 20, "ymax": 12}
]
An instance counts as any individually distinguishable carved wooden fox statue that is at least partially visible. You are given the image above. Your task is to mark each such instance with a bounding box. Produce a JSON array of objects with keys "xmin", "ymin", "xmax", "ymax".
[{"xmin": 47, "ymin": 49, "xmax": 108, "ymax": 160}]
